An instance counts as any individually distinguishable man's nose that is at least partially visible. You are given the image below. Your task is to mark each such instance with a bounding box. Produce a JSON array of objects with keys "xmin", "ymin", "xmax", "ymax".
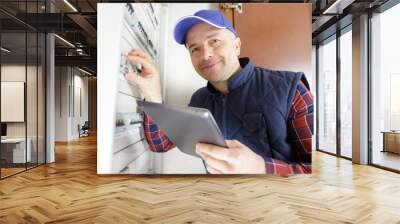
[{"xmin": 201, "ymin": 46, "xmax": 213, "ymax": 60}]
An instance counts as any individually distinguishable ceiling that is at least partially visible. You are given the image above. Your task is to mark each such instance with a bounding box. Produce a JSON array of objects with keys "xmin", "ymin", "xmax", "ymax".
[
  {"xmin": 0, "ymin": 0, "xmax": 98, "ymax": 74},
  {"xmin": 0, "ymin": 0, "xmax": 396, "ymax": 74},
  {"xmin": 311, "ymin": 0, "xmax": 391, "ymax": 43}
]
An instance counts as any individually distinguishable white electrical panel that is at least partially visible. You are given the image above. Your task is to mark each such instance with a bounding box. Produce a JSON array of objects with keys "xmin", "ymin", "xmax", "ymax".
[{"xmin": 98, "ymin": 3, "xmax": 162, "ymax": 174}]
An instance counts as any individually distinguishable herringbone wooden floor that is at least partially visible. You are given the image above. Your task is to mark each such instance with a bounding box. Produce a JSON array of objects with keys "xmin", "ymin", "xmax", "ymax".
[{"xmin": 1, "ymin": 134, "xmax": 400, "ymax": 224}]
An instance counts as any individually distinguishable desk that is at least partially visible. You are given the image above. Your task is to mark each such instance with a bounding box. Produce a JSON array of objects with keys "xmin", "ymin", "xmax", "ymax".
[
  {"xmin": 1, "ymin": 138, "xmax": 31, "ymax": 164},
  {"xmin": 382, "ymin": 131, "xmax": 400, "ymax": 154}
]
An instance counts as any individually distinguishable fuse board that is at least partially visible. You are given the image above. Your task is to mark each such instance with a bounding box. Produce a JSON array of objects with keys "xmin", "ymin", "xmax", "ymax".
[{"xmin": 98, "ymin": 3, "xmax": 162, "ymax": 174}]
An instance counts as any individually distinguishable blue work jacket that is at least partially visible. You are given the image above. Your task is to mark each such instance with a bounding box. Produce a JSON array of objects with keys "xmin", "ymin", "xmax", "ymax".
[{"xmin": 188, "ymin": 57, "xmax": 310, "ymax": 163}]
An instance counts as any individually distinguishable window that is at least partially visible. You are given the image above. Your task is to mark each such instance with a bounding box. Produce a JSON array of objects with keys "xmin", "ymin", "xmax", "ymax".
[
  {"xmin": 370, "ymin": 2, "xmax": 400, "ymax": 171},
  {"xmin": 317, "ymin": 37, "xmax": 337, "ymax": 154},
  {"xmin": 339, "ymin": 28, "xmax": 352, "ymax": 158}
]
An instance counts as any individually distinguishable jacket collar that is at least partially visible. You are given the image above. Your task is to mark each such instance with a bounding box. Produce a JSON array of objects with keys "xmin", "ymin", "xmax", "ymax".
[{"xmin": 206, "ymin": 57, "xmax": 254, "ymax": 94}]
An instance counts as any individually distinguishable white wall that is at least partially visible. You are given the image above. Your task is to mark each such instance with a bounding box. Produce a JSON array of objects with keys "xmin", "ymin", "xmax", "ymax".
[
  {"xmin": 72, "ymin": 73, "xmax": 89, "ymax": 138},
  {"xmin": 156, "ymin": 3, "xmax": 218, "ymax": 173},
  {"xmin": 55, "ymin": 67, "xmax": 69, "ymax": 141},
  {"xmin": 163, "ymin": 3, "xmax": 215, "ymax": 106},
  {"xmin": 54, "ymin": 67, "xmax": 89, "ymax": 141}
]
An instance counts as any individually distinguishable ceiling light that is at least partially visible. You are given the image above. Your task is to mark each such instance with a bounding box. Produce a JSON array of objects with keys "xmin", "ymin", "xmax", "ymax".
[
  {"xmin": 54, "ymin": 34, "xmax": 75, "ymax": 48},
  {"xmin": 63, "ymin": 0, "xmax": 78, "ymax": 12},
  {"xmin": 322, "ymin": 0, "xmax": 355, "ymax": 15},
  {"xmin": 1, "ymin": 47, "xmax": 11, "ymax": 53},
  {"xmin": 78, "ymin": 67, "xmax": 92, "ymax": 76}
]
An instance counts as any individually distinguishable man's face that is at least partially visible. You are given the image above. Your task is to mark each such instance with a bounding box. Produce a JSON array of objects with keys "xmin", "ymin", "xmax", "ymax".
[{"xmin": 185, "ymin": 22, "xmax": 241, "ymax": 83}]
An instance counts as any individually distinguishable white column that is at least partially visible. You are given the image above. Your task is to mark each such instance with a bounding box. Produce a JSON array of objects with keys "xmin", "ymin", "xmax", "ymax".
[
  {"xmin": 352, "ymin": 14, "xmax": 369, "ymax": 164},
  {"xmin": 46, "ymin": 32, "xmax": 55, "ymax": 163}
]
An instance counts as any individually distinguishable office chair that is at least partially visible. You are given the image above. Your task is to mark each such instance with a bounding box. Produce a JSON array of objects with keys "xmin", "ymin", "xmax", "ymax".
[{"xmin": 79, "ymin": 121, "xmax": 90, "ymax": 138}]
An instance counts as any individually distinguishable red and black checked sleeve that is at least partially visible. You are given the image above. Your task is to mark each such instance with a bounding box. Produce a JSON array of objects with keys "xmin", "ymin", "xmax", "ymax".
[{"xmin": 143, "ymin": 113, "xmax": 175, "ymax": 152}]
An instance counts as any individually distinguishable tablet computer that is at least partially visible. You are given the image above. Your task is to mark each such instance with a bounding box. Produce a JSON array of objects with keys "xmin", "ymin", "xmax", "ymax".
[{"xmin": 137, "ymin": 100, "xmax": 227, "ymax": 158}]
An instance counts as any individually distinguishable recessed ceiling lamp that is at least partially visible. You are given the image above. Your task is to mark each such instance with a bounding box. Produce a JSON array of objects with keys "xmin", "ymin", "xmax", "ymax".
[
  {"xmin": 54, "ymin": 34, "xmax": 75, "ymax": 48},
  {"xmin": 323, "ymin": 0, "xmax": 355, "ymax": 15},
  {"xmin": 78, "ymin": 67, "xmax": 92, "ymax": 76},
  {"xmin": 63, "ymin": 0, "xmax": 78, "ymax": 12},
  {"xmin": 1, "ymin": 47, "xmax": 11, "ymax": 53},
  {"xmin": 76, "ymin": 48, "xmax": 84, "ymax": 55}
]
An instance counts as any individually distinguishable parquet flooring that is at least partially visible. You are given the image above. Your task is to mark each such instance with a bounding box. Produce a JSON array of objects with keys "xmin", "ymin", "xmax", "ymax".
[
  {"xmin": 1, "ymin": 163, "xmax": 43, "ymax": 178},
  {"xmin": 0, "ymin": 134, "xmax": 400, "ymax": 223},
  {"xmin": 1, "ymin": 167, "xmax": 26, "ymax": 178}
]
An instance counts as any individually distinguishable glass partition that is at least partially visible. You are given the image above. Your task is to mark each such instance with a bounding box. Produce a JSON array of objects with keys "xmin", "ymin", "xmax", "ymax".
[
  {"xmin": 1, "ymin": 30, "xmax": 28, "ymax": 177},
  {"xmin": 0, "ymin": 1, "xmax": 46, "ymax": 179},
  {"xmin": 27, "ymin": 31, "xmax": 38, "ymax": 169},
  {"xmin": 317, "ymin": 36, "xmax": 337, "ymax": 154},
  {"xmin": 38, "ymin": 32, "xmax": 45, "ymax": 165}
]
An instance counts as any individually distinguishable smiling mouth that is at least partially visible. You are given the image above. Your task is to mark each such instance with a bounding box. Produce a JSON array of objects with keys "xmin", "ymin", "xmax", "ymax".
[{"xmin": 200, "ymin": 60, "xmax": 221, "ymax": 70}]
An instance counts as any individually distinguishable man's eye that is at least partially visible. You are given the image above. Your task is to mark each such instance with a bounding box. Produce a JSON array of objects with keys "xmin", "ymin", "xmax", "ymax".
[
  {"xmin": 191, "ymin": 48, "xmax": 199, "ymax": 53},
  {"xmin": 211, "ymin": 39, "xmax": 220, "ymax": 44}
]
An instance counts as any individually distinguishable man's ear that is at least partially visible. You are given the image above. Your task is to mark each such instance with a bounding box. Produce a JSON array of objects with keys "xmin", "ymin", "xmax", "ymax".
[{"xmin": 234, "ymin": 37, "xmax": 241, "ymax": 56}]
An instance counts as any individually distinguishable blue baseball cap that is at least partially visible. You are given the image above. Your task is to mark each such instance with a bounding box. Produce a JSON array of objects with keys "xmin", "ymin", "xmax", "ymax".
[{"xmin": 173, "ymin": 9, "xmax": 237, "ymax": 45}]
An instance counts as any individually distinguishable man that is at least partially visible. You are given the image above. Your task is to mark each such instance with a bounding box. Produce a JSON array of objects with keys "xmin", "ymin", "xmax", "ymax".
[{"xmin": 125, "ymin": 9, "xmax": 313, "ymax": 174}]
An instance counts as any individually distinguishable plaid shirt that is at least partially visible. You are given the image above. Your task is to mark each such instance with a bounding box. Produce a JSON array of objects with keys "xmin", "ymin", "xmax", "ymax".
[{"xmin": 143, "ymin": 80, "xmax": 313, "ymax": 174}]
